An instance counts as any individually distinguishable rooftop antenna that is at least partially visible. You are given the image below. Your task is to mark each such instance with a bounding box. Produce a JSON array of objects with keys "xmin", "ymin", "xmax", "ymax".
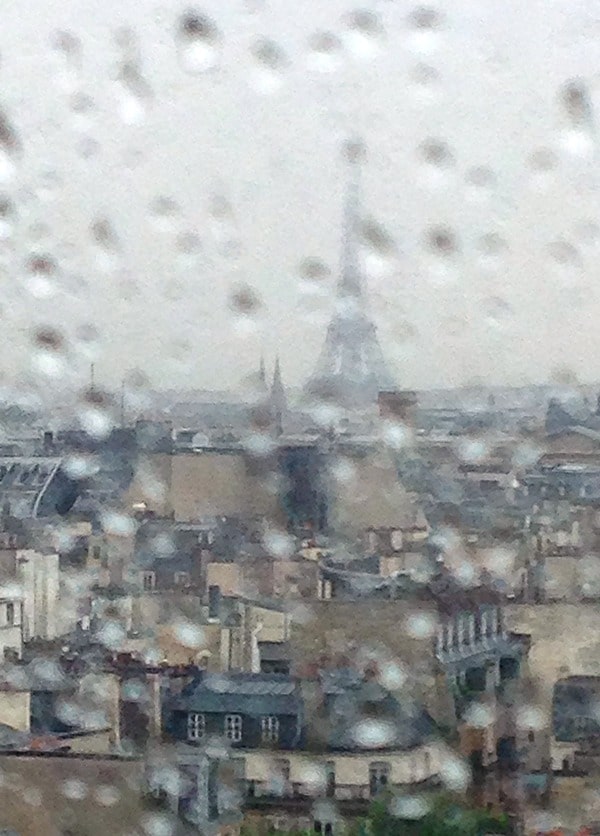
[
  {"xmin": 90, "ymin": 363, "xmax": 95, "ymax": 393},
  {"xmin": 120, "ymin": 379, "xmax": 126, "ymax": 427}
]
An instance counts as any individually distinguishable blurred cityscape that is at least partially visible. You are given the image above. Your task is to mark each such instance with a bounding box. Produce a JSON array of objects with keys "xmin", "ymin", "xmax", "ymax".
[{"xmin": 0, "ymin": 155, "xmax": 598, "ymax": 836}]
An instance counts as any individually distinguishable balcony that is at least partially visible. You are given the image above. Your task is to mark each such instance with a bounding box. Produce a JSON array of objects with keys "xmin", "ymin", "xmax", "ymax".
[{"xmin": 437, "ymin": 632, "xmax": 529, "ymax": 675}]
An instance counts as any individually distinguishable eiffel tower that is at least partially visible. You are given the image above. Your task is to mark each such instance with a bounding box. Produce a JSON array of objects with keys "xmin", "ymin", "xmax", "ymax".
[{"xmin": 304, "ymin": 141, "xmax": 395, "ymax": 409}]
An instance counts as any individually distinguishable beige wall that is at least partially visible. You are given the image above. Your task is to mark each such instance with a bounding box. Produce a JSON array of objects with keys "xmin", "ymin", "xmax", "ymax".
[
  {"xmin": 242, "ymin": 742, "xmax": 444, "ymax": 788},
  {"xmin": 171, "ymin": 453, "xmax": 280, "ymax": 522},
  {"xmin": 329, "ymin": 451, "xmax": 420, "ymax": 533},
  {"xmin": 506, "ymin": 603, "xmax": 600, "ymax": 707},
  {"xmin": 125, "ymin": 452, "xmax": 173, "ymax": 516},
  {"xmin": 77, "ymin": 672, "xmax": 121, "ymax": 748},
  {"xmin": 0, "ymin": 690, "xmax": 30, "ymax": 731},
  {"xmin": 65, "ymin": 729, "xmax": 114, "ymax": 754},
  {"xmin": 127, "ymin": 451, "xmax": 283, "ymax": 522},
  {"xmin": 207, "ymin": 563, "xmax": 242, "ymax": 597},
  {"xmin": 543, "ymin": 556, "xmax": 579, "ymax": 600},
  {"xmin": 544, "ymin": 434, "xmax": 600, "ymax": 455},
  {"xmin": 0, "ymin": 755, "xmax": 144, "ymax": 836},
  {"xmin": 156, "ymin": 621, "xmax": 222, "ymax": 667},
  {"xmin": 249, "ymin": 605, "xmax": 288, "ymax": 644}
]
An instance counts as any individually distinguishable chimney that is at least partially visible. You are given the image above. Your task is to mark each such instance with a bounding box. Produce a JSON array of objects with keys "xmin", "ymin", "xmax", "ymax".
[
  {"xmin": 208, "ymin": 585, "xmax": 221, "ymax": 622},
  {"xmin": 377, "ymin": 390, "xmax": 418, "ymax": 426}
]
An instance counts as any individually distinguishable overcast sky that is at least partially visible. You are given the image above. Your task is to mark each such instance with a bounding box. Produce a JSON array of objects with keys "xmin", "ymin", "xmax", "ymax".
[{"xmin": 1, "ymin": 0, "xmax": 600, "ymax": 397}]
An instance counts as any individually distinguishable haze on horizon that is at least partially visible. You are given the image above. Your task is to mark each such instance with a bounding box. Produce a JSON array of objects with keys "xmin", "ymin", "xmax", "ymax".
[{"xmin": 1, "ymin": 0, "xmax": 600, "ymax": 399}]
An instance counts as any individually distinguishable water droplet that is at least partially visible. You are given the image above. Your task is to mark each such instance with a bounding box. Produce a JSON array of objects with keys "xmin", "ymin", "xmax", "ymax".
[
  {"xmin": 360, "ymin": 218, "xmax": 396, "ymax": 277},
  {"xmin": 465, "ymin": 166, "xmax": 496, "ymax": 197},
  {"xmin": 527, "ymin": 147, "xmax": 558, "ymax": 173},
  {"xmin": 51, "ymin": 31, "xmax": 81, "ymax": 92},
  {"xmin": 177, "ymin": 12, "xmax": 221, "ymax": 74},
  {"xmin": 516, "ymin": 705, "xmax": 547, "ymax": 731},
  {"xmin": 390, "ymin": 796, "xmax": 430, "ymax": 819},
  {"xmin": 342, "ymin": 10, "xmax": 382, "ymax": 58},
  {"xmin": 575, "ymin": 220, "xmax": 600, "ymax": 245},
  {"xmin": 209, "ymin": 193, "xmax": 241, "ymax": 258},
  {"xmin": 419, "ymin": 138, "xmax": 454, "ymax": 169},
  {"xmin": 149, "ymin": 196, "xmax": 180, "ymax": 231},
  {"xmin": 409, "ymin": 6, "xmax": 444, "ymax": 32},
  {"xmin": 439, "ymin": 756, "xmax": 470, "ymax": 791},
  {"xmin": 547, "ymin": 239, "xmax": 582, "ymax": 279},
  {"xmin": 142, "ymin": 812, "xmax": 176, "ymax": 836},
  {"xmin": 176, "ymin": 230, "xmax": 201, "ymax": 256},
  {"xmin": 250, "ymin": 39, "xmax": 287, "ymax": 93},
  {"xmin": 463, "ymin": 702, "xmax": 495, "ymax": 728},
  {"xmin": 229, "ymin": 282, "xmax": 261, "ymax": 315},
  {"xmin": 63, "ymin": 453, "xmax": 99, "ymax": 480},
  {"xmin": 0, "ymin": 109, "xmax": 20, "ymax": 182},
  {"xmin": 482, "ymin": 295, "xmax": 512, "ymax": 330},
  {"xmin": 173, "ymin": 620, "xmax": 204, "ymax": 648},
  {"xmin": 100, "ymin": 510, "xmax": 137, "ymax": 538},
  {"xmin": 263, "ymin": 529, "xmax": 295, "ymax": 559},
  {"xmin": 407, "ymin": 6, "xmax": 444, "ymax": 53},
  {"xmin": 351, "ymin": 718, "xmax": 396, "ymax": 748},
  {"xmin": 77, "ymin": 389, "xmax": 114, "ymax": 439},
  {"xmin": 62, "ymin": 779, "xmax": 88, "ymax": 800},
  {"xmin": 476, "ymin": 232, "xmax": 508, "ymax": 269},
  {"xmin": 561, "ymin": 79, "xmax": 593, "ymax": 130},
  {"xmin": 90, "ymin": 217, "xmax": 121, "ymax": 270},
  {"xmin": 306, "ymin": 32, "xmax": 342, "ymax": 72},
  {"xmin": 0, "ymin": 198, "xmax": 15, "ymax": 242},
  {"xmin": 95, "ymin": 785, "xmax": 120, "ymax": 807},
  {"xmin": 410, "ymin": 63, "xmax": 439, "ymax": 90},
  {"xmin": 69, "ymin": 91, "xmax": 95, "ymax": 127},
  {"xmin": 116, "ymin": 61, "xmax": 152, "ymax": 125},
  {"xmin": 405, "ymin": 611, "xmax": 436, "ymax": 638},
  {"xmin": 299, "ymin": 257, "xmax": 330, "ymax": 284},
  {"xmin": 77, "ymin": 136, "xmax": 100, "ymax": 159},
  {"xmin": 96, "ymin": 620, "xmax": 127, "ymax": 651},
  {"xmin": 456, "ymin": 438, "xmax": 489, "ymax": 464},
  {"xmin": 25, "ymin": 254, "xmax": 57, "ymax": 299},
  {"xmin": 426, "ymin": 225, "xmax": 459, "ymax": 258},
  {"xmin": 31, "ymin": 326, "xmax": 66, "ymax": 378}
]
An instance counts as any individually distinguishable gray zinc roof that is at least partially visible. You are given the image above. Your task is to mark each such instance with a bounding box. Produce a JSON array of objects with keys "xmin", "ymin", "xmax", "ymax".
[{"xmin": 173, "ymin": 672, "xmax": 302, "ymax": 716}]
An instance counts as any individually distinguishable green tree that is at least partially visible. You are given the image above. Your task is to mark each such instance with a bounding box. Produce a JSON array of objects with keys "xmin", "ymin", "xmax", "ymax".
[{"xmin": 350, "ymin": 793, "xmax": 509, "ymax": 836}]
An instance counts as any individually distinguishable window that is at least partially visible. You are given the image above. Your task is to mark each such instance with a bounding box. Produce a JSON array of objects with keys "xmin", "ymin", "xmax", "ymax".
[
  {"xmin": 326, "ymin": 761, "xmax": 336, "ymax": 798},
  {"xmin": 142, "ymin": 571, "xmax": 156, "ymax": 591},
  {"xmin": 92, "ymin": 545, "xmax": 101, "ymax": 560},
  {"xmin": 369, "ymin": 762, "xmax": 390, "ymax": 796},
  {"xmin": 261, "ymin": 715, "xmax": 280, "ymax": 743},
  {"xmin": 528, "ymin": 730, "xmax": 535, "ymax": 743},
  {"xmin": 174, "ymin": 571, "xmax": 190, "ymax": 586},
  {"xmin": 225, "ymin": 714, "xmax": 242, "ymax": 742},
  {"xmin": 6, "ymin": 602, "xmax": 14, "ymax": 625},
  {"xmin": 187, "ymin": 712, "xmax": 205, "ymax": 741}
]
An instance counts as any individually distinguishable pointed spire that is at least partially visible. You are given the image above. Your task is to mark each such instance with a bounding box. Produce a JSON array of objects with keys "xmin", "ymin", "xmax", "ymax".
[
  {"xmin": 271, "ymin": 355, "xmax": 287, "ymax": 434},
  {"xmin": 339, "ymin": 137, "xmax": 366, "ymax": 304},
  {"xmin": 259, "ymin": 355, "xmax": 267, "ymax": 387}
]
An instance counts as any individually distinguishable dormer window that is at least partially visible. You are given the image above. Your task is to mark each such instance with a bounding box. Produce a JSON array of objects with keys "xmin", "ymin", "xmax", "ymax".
[
  {"xmin": 261, "ymin": 715, "xmax": 280, "ymax": 744},
  {"xmin": 187, "ymin": 712, "xmax": 205, "ymax": 741},
  {"xmin": 225, "ymin": 714, "xmax": 242, "ymax": 742},
  {"xmin": 142, "ymin": 571, "xmax": 155, "ymax": 591}
]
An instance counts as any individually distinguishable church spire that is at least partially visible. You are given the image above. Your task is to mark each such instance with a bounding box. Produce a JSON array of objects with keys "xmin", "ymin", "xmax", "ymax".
[
  {"xmin": 259, "ymin": 354, "xmax": 266, "ymax": 387},
  {"xmin": 271, "ymin": 355, "xmax": 287, "ymax": 435}
]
